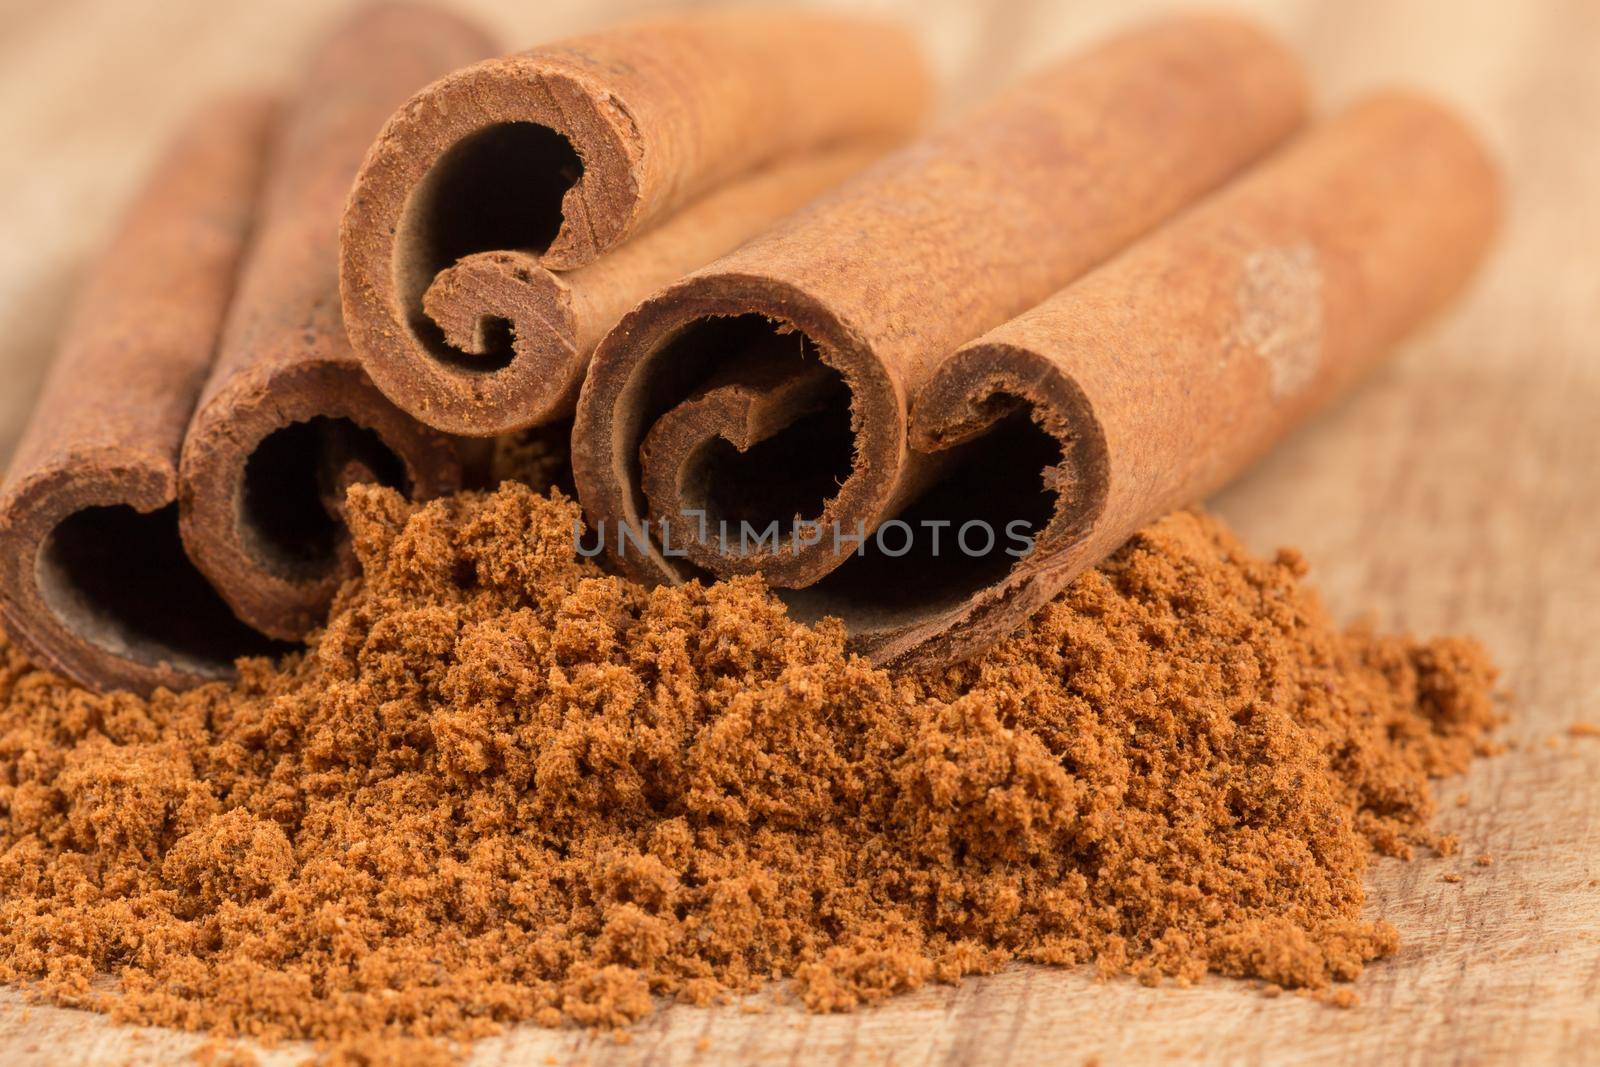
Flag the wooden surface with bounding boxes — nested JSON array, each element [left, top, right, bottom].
[[1, 0, 1597, 1063]]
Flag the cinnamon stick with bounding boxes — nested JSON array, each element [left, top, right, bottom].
[[339, 8, 929, 436], [178, 5, 493, 641], [869, 91, 1500, 665], [0, 97, 280, 695], [571, 14, 1309, 590]]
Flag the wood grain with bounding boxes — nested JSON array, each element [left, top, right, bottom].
[[1, 0, 1596, 1063]]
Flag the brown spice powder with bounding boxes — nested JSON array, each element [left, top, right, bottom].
[[0, 484, 1499, 1054]]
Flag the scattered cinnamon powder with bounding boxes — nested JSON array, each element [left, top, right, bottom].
[[0, 484, 1500, 1056], [1322, 987, 1360, 1009]]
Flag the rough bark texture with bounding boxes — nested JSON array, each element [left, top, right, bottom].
[[0, 97, 278, 695], [340, 8, 929, 436], [178, 4, 491, 641]]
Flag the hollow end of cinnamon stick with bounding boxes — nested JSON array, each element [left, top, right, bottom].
[[178, 362, 461, 641], [0, 96, 284, 695], [575, 275, 908, 590], [340, 10, 929, 437], [0, 458, 291, 694]]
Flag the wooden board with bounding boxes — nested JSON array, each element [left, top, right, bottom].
[[1, 0, 1596, 1062]]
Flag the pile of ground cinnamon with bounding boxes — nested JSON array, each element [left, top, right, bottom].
[[0, 483, 1499, 1056]]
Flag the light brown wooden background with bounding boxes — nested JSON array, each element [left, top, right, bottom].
[[1, 1, 1596, 1063]]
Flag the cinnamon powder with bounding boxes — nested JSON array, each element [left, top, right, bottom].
[[0, 483, 1499, 1053]]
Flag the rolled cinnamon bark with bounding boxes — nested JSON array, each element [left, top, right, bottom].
[[379, 146, 888, 436], [862, 91, 1500, 665], [179, 5, 493, 641], [0, 97, 280, 695], [572, 14, 1309, 589], [340, 8, 930, 435]]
